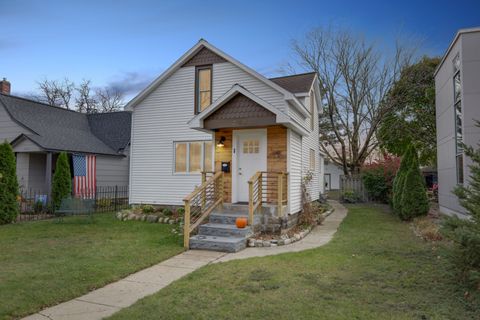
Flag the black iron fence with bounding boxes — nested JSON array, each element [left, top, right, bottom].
[[17, 186, 129, 222]]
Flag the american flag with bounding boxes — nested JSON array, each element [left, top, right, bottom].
[[73, 154, 96, 197]]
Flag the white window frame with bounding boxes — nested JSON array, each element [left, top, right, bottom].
[[173, 140, 214, 174]]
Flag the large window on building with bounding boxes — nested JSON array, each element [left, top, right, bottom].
[[174, 141, 213, 173], [195, 66, 212, 113], [453, 54, 464, 184]]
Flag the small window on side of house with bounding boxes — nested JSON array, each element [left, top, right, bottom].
[[309, 149, 315, 171]]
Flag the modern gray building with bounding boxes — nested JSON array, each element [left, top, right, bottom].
[[435, 27, 480, 217]]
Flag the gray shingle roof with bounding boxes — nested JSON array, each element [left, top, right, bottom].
[[0, 94, 131, 156], [269, 72, 316, 94]]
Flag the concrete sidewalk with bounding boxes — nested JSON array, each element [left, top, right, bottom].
[[24, 201, 347, 320]]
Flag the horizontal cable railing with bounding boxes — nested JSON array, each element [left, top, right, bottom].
[[248, 171, 288, 224], [183, 172, 224, 248]]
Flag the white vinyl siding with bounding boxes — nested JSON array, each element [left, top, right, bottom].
[[301, 89, 320, 202], [289, 129, 302, 214], [129, 66, 213, 205], [212, 63, 287, 114]]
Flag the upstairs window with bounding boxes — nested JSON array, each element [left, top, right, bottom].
[[195, 66, 212, 113]]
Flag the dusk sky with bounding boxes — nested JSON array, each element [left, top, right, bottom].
[[1, 0, 479, 101]]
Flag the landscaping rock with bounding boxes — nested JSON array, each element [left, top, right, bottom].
[[278, 239, 285, 245], [147, 215, 158, 223], [263, 241, 271, 247], [255, 240, 263, 247], [284, 239, 292, 245]]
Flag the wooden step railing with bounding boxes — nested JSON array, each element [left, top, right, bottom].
[[248, 171, 288, 225], [183, 171, 223, 249]]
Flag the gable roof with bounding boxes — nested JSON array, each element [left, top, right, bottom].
[[269, 72, 317, 94], [125, 39, 306, 115], [0, 93, 131, 156]]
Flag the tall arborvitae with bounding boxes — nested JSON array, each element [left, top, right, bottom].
[[51, 152, 72, 210], [399, 146, 429, 220], [0, 141, 19, 224], [392, 146, 413, 215]]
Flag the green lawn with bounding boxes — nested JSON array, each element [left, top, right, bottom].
[[109, 205, 480, 320], [0, 214, 183, 320]]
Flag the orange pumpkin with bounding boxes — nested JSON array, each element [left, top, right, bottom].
[[236, 217, 248, 228]]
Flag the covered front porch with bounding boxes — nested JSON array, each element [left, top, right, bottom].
[[183, 85, 298, 249]]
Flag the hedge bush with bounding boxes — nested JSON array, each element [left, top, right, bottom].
[[51, 152, 72, 210], [0, 141, 19, 224], [362, 155, 400, 203]]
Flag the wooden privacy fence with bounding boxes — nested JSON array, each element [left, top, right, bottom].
[[339, 175, 369, 202]]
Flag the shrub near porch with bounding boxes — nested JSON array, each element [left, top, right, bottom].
[[0, 213, 183, 320]]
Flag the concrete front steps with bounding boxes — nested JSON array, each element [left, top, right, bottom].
[[189, 204, 254, 253]]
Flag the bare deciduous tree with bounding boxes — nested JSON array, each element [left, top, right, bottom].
[[75, 79, 98, 114], [34, 78, 125, 114], [95, 87, 124, 113], [291, 26, 415, 175], [37, 78, 75, 109]]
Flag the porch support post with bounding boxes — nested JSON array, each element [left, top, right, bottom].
[[45, 152, 52, 199], [277, 173, 283, 217]]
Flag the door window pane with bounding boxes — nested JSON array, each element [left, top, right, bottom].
[[189, 142, 202, 173], [204, 141, 213, 172], [175, 143, 187, 172]]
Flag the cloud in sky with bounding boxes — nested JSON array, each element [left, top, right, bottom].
[[105, 71, 160, 98]]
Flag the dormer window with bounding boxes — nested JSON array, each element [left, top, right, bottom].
[[195, 65, 212, 113]]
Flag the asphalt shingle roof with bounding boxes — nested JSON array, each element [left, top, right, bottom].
[[269, 72, 316, 94], [0, 94, 131, 156]]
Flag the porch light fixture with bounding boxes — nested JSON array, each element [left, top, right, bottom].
[[217, 136, 226, 148]]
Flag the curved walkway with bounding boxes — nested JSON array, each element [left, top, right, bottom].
[[24, 201, 347, 320]]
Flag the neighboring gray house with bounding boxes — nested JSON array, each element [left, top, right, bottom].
[[0, 80, 131, 196], [435, 27, 480, 217]]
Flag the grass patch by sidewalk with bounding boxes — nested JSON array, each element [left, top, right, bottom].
[[109, 205, 480, 320], [0, 214, 183, 320]]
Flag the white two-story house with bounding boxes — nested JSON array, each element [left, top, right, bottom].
[[127, 40, 322, 251]]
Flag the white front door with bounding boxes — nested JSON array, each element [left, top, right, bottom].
[[233, 129, 267, 203]]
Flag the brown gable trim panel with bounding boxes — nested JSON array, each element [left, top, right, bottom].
[[182, 47, 227, 67], [204, 94, 276, 129]]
